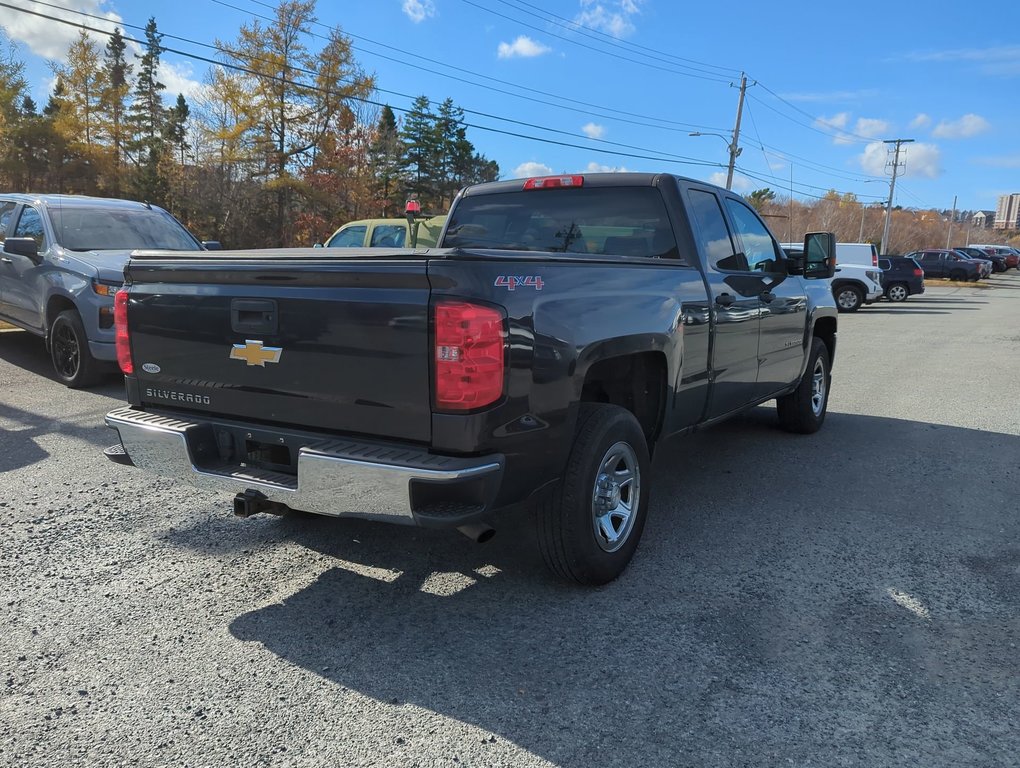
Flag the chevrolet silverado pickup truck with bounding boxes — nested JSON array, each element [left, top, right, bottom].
[[104, 173, 837, 584]]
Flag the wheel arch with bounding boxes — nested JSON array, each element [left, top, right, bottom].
[[577, 348, 668, 448], [43, 292, 78, 349]]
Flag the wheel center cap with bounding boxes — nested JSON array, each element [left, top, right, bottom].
[[596, 475, 621, 510]]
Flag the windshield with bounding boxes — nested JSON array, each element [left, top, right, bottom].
[[48, 206, 202, 251]]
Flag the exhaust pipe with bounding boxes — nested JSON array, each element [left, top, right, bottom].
[[233, 490, 288, 518], [457, 523, 495, 544]]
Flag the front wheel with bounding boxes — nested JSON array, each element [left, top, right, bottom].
[[534, 404, 650, 585], [834, 284, 863, 312], [885, 283, 909, 302], [50, 310, 102, 388], [776, 337, 831, 434]]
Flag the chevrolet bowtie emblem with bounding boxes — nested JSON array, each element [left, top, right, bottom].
[[230, 340, 283, 367]]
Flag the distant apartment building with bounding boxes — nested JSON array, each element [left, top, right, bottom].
[[972, 210, 995, 229], [994, 194, 1020, 229]]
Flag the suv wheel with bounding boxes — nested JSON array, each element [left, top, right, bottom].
[[885, 283, 908, 302], [834, 284, 863, 312], [950, 270, 967, 282], [534, 404, 650, 585], [50, 310, 102, 388]]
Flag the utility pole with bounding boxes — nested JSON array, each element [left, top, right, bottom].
[[726, 73, 748, 191], [880, 138, 913, 255], [945, 195, 958, 249]]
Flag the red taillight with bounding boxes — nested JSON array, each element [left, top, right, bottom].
[[913, 268, 923, 277], [523, 175, 584, 190], [114, 290, 133, 375], [872, 248, 879, 267], [434, 301, 505, 411]]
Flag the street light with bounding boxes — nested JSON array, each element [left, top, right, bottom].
[[690, 131, 742, 190]]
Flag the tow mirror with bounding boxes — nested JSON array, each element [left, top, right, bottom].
[[3, 237, 40, 262], [803, 232, 836, 279]]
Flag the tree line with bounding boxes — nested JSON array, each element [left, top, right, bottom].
[[0, 0, 498, 248]]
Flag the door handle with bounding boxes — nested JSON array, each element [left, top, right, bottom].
[[715, 293, 735, 308], [0, 257, 12, 264]]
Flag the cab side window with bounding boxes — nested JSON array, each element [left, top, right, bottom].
[[0, 201, 16, 244], [369, 225, 406, 247], [327, 225, 367, 248], [687, 189, 745, 271], [13, 206, 46, 249], [724, 198, 781, 272]]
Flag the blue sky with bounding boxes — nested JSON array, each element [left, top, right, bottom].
[[4, 0, 1020, 212]]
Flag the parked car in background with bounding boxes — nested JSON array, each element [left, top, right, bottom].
[[907, 249, 982, 282], [834, 242, 880, 268], [878, 256, 925, 302], [321, 215, 447, 249], [953, 251, 992, 278], [782, 243, 881, 312], [956, 246, 1006, 272], [0, 194, 214, 387], [969, 244, 1019, 269]]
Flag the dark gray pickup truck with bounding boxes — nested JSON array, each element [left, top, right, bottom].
[[105, 173, 837, 584]]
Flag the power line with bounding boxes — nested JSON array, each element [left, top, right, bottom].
[[1, 1, 728, 172], [753, 81, 883, 144], [221, 0, 733, 133]]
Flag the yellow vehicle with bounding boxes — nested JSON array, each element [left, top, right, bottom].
[[322, 215, 446, 249]]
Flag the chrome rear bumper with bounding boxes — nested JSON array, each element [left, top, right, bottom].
[[105, 407, 503, 525]]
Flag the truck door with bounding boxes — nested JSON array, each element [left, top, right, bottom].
[[684, 187, 761, 420], [721, 197, 807, 396], [0, 201, 16, 319], [1, 205, 47, 332]]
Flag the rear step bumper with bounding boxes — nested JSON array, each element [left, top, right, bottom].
[[104, 406, 504, 527]]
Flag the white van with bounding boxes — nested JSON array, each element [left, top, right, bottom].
[[834, 242, 879, 268]]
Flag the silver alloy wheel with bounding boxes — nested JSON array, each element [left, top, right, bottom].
[[837, 288, 860, 310], [591, 441, 640, 553], [887, 284, 908, 302], [810, 356, 827, 416]]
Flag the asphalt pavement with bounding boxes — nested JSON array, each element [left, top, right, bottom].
[[2, 274, 1019, 767]]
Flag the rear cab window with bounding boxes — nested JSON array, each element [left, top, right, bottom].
[[442, 185, 683, 262], [369, 225, 406, 247]]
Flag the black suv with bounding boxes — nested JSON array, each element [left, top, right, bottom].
[[878, 256, 925, 302]]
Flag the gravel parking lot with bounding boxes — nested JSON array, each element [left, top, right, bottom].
[[2, 275, 1019, 767]]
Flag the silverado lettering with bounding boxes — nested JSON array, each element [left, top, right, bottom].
[[105, 173, 838, 586]]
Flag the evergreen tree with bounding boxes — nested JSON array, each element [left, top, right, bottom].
[[399, 95, 441, 208], [101, 27, 132, 190], [367, 105, 402, 216], [127, 17, 168, 202], [164, 93, 190, 165], [20, 94, 37, 116]]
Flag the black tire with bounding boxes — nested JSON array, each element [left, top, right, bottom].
[[49, 309, 102, 388], [885, 283, 909, 302], [950, 270, 966, 282], [833, 284, 863, 312], [776, 337, 830, 434], [534, 404, 650, 585]]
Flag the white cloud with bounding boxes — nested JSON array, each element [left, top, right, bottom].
[[859, 141, 941, 179], [160, 61, 205, 101], [402, 0, 436, 23], [574, 0, 644, 38], [513, 161, 553, 178], [2, 0, 121, 59], [816, 112, 850, 130], [854, 118, 889, 139], [931, 113, 990, 139], [584, 161, 627, 173], [903, 45, 1020, 77], [910, 113, 931, 129], [581, 122, 605, 139], [497, 35, 551, 59]]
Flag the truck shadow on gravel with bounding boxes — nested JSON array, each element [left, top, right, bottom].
[[0, 328, 122, 388], [217, 408, 1020, 767]]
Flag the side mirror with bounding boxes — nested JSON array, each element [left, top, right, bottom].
[[312, 242, 324, 248], [3, 237, 40, 262], [803, 232, 836, 279], [201, 240, 222, 251]]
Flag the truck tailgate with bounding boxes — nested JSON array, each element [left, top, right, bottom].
[[124, 256, 432, 443]]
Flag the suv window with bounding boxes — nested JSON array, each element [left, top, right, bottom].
[[369, 225, 406, 247], [327, 225, 367, 247], [878, 259, 891, 270], [0, 201, 15, 243], [687, 189, 744, 271], [13, 206, 46, 249], [724, 198, 781, 272]]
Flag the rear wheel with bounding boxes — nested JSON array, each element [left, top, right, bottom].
[[834, 284, 863, 312], [534, 404, 650, 585], [885, 283, 908, 302], [50, 310, 102, 388], [776, 338, 830, 434]]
